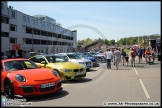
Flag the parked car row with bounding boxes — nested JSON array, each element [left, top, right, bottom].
[[1, 52, 102, 98]]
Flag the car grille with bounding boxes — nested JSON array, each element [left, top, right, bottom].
[[86, 62, 91, 65], [39, 86, 55, 92], [80, 68, 84, 71], [73, 69, 79, 72], [73, 68, 84, 72], [22, 86, 34, 93], [91, 60, 96, 62]]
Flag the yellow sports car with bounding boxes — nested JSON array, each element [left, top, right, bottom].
[[29, 55, 86, 81]]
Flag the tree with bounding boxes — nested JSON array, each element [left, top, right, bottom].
[[105, 39, 109, 45], [109, 39, 115, 45]]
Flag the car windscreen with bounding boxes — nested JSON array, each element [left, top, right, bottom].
[[4, 60, 39, 71], [46, 56, 68, 63], [67, 54, 82, 59]]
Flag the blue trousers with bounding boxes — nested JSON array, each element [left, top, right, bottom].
[[107, 59, 111, 69]]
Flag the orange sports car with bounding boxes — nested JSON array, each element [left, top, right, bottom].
[[1, 58, 62, 98]]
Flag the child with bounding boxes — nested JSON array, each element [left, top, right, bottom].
[[125, 53, 129, 67]]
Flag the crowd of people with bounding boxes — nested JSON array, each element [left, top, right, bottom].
[[1, 53, 19, 60], [104, 47, 156, 70]]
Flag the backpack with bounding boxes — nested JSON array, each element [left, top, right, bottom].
[[122, 52, 126, 56], [131, 51, 136, 57]]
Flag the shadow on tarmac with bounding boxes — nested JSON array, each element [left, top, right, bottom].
[[64, 78, 92, 84], [26, 89, 69, 102]]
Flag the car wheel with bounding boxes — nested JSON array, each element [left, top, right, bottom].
[[4, 79, 14, 98]]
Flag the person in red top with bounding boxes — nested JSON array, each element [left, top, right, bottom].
[[145, 48, 151, 64]]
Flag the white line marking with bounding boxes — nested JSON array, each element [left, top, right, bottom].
[[139, 78, 150, 98], [134, 68, 138, 75]]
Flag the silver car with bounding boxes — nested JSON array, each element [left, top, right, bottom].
[[55, 53, 93, 71]]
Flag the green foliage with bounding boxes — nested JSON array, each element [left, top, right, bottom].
[[77, 34, 161, 46], [109, 40, 115, 45]]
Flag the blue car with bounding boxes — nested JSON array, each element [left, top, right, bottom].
[[79, 54, 100, 67]]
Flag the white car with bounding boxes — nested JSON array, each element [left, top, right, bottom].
[[55, 53, 93, 71]]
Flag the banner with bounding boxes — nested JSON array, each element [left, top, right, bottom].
[[12, 44, 21, 50]]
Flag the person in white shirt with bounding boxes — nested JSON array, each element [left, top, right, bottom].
[[4, 54, 8, 59], [16, 53, 19, 58], [105, 49, 113, 69]]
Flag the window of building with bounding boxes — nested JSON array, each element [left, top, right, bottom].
[[33, 19, 35, 24], [10, 24, 17, 31], [1, 3, 4, 10], [25, 38, 32, 44], [44, 22, 45, 27], [47, 24, 49, 29], [1, 32, 9, 37], [49, 24, 51, 29], [12, 11, 16, 18], [23, 16, 26, 22], [1, 16, 9, 24], [27, 17, 30, 23], [22, 26, 26, 33], [53, 41, 57, 45], [41, 40, 47, 45], [10, 37, 17, 43], [41, 22, 43, 26], [33, 39, 40, 44], [53, 26, 55, 30], [36, 20, 38, 25]]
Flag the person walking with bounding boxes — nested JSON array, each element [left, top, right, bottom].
[[138, 47, 143, 63], [121, 49, 126, 66], [11, 54, 15, 59], [105, 49, 113, 69], [4, 54, 8, 59], [129, 48, 136, 67], [125, 53, 129, 67], [145, 48, 151, 64], [16, 53, 19, 58], [114, 48, 121, 70], [152, 48, 156, 63]]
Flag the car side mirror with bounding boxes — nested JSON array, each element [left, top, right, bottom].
[[41, 61, 46, 64]]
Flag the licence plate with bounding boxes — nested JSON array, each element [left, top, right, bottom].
[[40, 82, 55, 88], [76, 72, 83, 75]]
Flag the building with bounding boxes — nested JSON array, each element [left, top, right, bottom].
[[1, 1, 77, 57]]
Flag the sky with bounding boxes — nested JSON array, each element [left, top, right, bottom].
[[8, 1, 161, 42]]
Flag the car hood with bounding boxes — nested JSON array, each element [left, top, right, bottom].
[[94, 55, 104, 57], [69, 58, 91, 62], [48, 62, 84, 69], [83, 57, 95, 60], [10, 68, 55, 80]]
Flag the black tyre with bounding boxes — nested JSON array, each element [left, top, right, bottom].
[[4, 79, 14, 98]]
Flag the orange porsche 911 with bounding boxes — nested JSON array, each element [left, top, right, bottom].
[[1, 58, 62, 98]]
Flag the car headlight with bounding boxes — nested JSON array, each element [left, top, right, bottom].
[[15, 74, 26, 82], [79, 62, 85, 64], [52, 70, 59, 77], [60, 68, 72, 72]]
